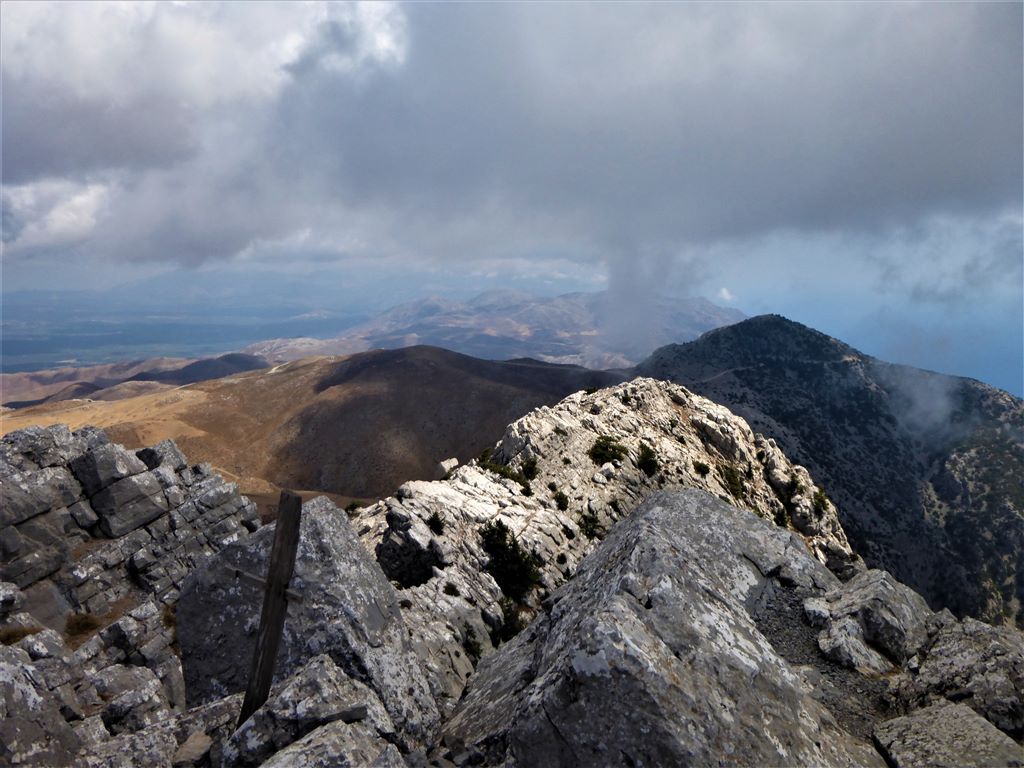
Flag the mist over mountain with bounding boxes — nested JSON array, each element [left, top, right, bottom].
[[246, 290, 744, 368], [637, 315, 1024, 627]]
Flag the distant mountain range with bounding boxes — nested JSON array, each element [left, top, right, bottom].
[[637, 315, 1024, 627], [245, 290, 745, 368]]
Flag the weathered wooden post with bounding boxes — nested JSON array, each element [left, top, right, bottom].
[[236, 490, 303, 727]]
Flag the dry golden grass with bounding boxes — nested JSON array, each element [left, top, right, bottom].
[[1, 349, 619, 503]]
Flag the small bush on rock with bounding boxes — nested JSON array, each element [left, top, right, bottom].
[[427, 511, 445, 535], [521, 457, 539, 480], [493, 597, 527, 644], [718, 464, 744, 498], [812, 488, 830, 518], [589, 435, 627, 465], [578, 511, 604, 540], [462, 623, 482, 662], [693, 460, 711, 477], [638, 443, 660, 477], [554, 491, 569, 511], [479, 448, 533, 494], [480, 520, 541, 601]]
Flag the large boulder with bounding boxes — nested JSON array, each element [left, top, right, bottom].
[[68, 442, 148, 498], [442, 489, 881, 767], [222, 655, 396, 767], [890, 615, 1024, 739], [0, 645, 80, 766], [259, 721, 405, 768], [804, 569, 934, 674], [177, 496, 439, 749], [873, 701, 1022, 768]]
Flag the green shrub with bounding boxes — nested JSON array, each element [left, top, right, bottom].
[[427, 511, 445, 535], [588, 435, 627, 466], [494, 597, 527, 644], [462, 622, 482, 662], [554, 491, 569, 511], [718, 464, 744, 498], [344, 501, 360, 514], [478, 449, 533, 494], [812, 488, 830, 518], [562, 457, 571, 466], [637, 443, 660, 477], [785, 477, 804, 503], [547, 481, 558, 492], [578, 511, 604, 540], [479, 520, 541, 601], [693, 460, 710, 478], [584, 387, 599, 395], [521, 457, 539, 480], [443, 582, 460, 597], [556, 552, 567, 565]]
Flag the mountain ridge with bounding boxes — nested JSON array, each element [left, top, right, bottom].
[[637, 314, 1024, 626]]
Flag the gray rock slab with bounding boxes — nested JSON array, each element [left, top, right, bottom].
[[0, 466, 82, 527], [223, 654, 395, 767], [891, 616, 1024, 739], [259, 721, 406, 768], [136, 439, 188, 472], [443, 489, 880, 767], [807, 569, 934, 674], [178, 496, 438, 749], [873, 701, 1023, 768], [0, 645, 80, 766], [69, 442, 147, 498]]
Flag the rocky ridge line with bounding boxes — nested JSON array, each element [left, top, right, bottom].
[[351, 377, 862, 712]]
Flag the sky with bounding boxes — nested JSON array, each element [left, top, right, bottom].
[[1, 2, 1022, 393]]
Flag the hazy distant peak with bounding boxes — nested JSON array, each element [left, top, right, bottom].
[[465, 289, 536, 309], [247, 289, 744, 368]]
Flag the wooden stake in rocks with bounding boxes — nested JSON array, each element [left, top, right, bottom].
[[235, 490, 303, 728]]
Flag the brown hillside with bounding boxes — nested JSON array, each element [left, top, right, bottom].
[[0, 347, 623, 502]]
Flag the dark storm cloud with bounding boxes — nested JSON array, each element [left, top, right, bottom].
[[2, 2, 1021, 283], [0, 74, 197, 184], [267, 2, 1022, 249]]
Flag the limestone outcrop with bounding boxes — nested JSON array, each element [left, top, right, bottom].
[[0, 425, 259, 628], [440, 490, 1024, 767], [177, 496, 439, 749], [441, 490, 882, 767], [353, 378, 862, 711], [0, 425, 258, 766], [2, 388, 1022, 767]]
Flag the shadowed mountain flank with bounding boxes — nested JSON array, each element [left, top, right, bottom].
[[127, 353, 268, 385], [637, 315, 1024, 627], [273, 346, 623, 498]]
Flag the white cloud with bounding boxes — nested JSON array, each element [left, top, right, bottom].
[[2, 180, 108, 250], [716, 287, 736, 303]]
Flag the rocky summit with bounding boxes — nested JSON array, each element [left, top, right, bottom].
[[638, 315, 1024, 628], [1, 378, 1022, 766]]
